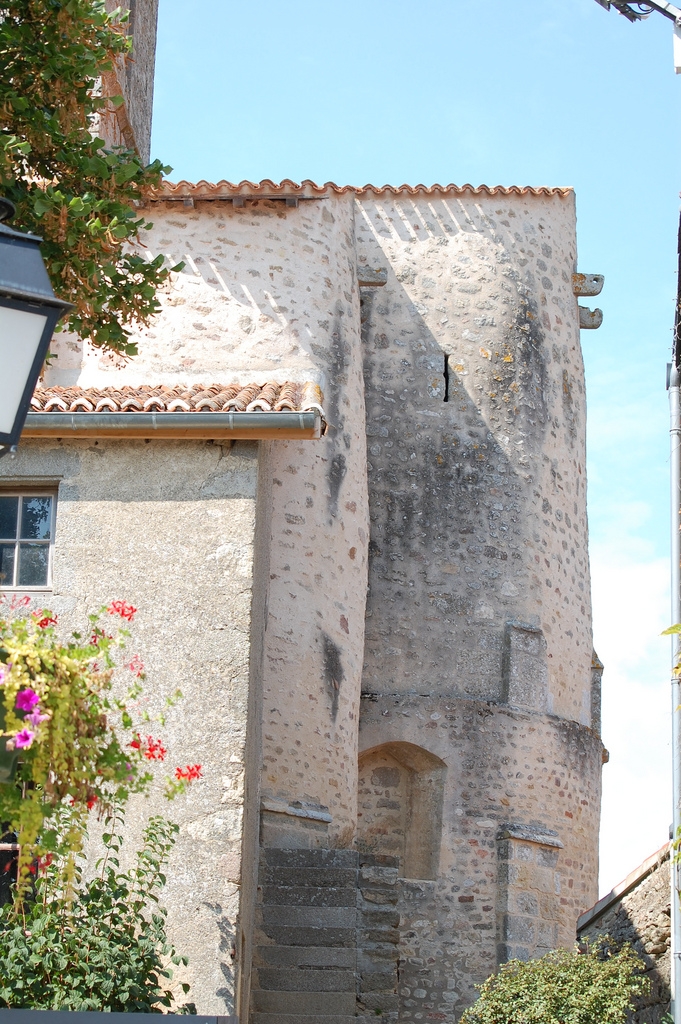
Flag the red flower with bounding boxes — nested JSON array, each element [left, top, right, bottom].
[[175, 764, 202, 782], [131, 735, 166, 761], [90, 631, 113, 647], [86, 795, 97, 810], [107, 601, 137, 622], [145, 737, 166, 761], [32, 613, 57, 629]]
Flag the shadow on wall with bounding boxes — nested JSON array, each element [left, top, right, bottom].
[[356, 195, 585, 708], [357, 742, 446, 880]]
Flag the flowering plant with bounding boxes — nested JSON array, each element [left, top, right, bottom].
[[0, 601, 200, 892]]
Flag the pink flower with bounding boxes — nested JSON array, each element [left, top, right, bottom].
[[0, 666, 7, 686], [14, 729, 34, 749], [15, 688, 40, 712], [25, 708, 48, 728], [127, 654, 144, 677]]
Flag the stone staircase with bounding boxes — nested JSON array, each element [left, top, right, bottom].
[[356, 853, 400, 1021], [251, 847, 359, 1024]]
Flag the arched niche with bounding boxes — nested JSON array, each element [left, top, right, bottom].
[[357, 741, 446, 881]]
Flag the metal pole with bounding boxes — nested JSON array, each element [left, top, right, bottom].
[[670, 359, 681, 1024]]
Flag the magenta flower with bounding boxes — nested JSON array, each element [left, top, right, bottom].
[[14, 729, 34, 749], [15, 688, 39, 712]]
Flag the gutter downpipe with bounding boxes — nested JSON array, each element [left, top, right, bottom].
[[669, 359, 681, 1024]]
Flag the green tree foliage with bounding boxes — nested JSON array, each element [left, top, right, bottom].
[[0, 0, 177, 356], [0, 813, 195, 1012], [460, 942, 649, 1024]]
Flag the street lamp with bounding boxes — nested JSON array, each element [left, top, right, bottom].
[[0, 198, 72, 453], [594, 0, 681, 71]]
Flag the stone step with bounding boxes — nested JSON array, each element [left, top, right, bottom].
[[255, 925, 355, 947], [358, 853, 399, 868], [261, 848, 358, 869], [252, 1015, 357, 1024], [259, 905, 356, 930], [359, 970, 398, 993], [259, 866, 358, 888], [260, 884, 356, 907], [254, 967, 356, 992], [254, 945, 355, 969], [251, 990, 357, 1015]]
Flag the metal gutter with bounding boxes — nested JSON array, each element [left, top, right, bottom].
[[21, 410, 322, 440]]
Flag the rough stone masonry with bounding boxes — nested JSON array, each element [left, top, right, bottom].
[[8, 177, 607, 1024]]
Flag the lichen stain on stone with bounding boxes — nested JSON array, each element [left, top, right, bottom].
[[322, 631, 344, 720]]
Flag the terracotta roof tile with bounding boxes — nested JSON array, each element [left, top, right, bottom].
[[31, 382, 325, 417], [152, 179, 572, 202]]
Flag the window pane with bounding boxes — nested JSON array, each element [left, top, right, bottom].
[[0, 499, 18, 541], [20, 497, 52, 540], [17, 544, 48, 587], [0, 546, 14, 587]]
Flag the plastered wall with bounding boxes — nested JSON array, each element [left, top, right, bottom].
[[0, 437, 257, 1014]]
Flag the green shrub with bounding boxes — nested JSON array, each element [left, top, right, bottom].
[[460, 941, 649, 1024]]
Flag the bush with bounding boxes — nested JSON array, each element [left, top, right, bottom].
[[460, 941, 649, 1024]]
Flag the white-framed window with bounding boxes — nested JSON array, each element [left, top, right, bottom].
[[0, 493, 56, 590]]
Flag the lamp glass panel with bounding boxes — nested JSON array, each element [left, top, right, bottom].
[[0, 306, 48, 435]]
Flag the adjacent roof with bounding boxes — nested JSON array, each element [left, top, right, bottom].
[[576, 842, 670, 933], [153, 178, 573, 202], [30, 382, 324, 416]]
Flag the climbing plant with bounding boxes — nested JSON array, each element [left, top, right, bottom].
[[0, 0, 179, 356]]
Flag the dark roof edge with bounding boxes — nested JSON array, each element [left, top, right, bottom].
[[577, 842, 670, 933]]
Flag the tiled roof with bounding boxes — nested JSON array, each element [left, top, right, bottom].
[[153, 179, 573, 201], [30, 382, 325, 416]]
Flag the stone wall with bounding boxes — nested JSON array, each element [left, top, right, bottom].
[[0, 437, 258, 1015], [33, 183, 604, 1021], [578, 845, 671, 1024], [360, 695, 603, 1018], [354, 190, 592, 723], [355, 188, 603, 1020]]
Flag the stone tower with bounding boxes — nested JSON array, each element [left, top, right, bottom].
[[352, 191, 606, 1017]]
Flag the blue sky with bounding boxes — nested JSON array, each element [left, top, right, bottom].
[[151, 0, 681, 897]]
